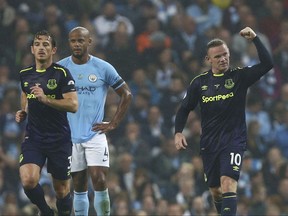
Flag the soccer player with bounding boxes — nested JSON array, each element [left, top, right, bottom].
[[15, 30, 78, 215], [174, 27, 273, 216], [58, 26, 132, 216]]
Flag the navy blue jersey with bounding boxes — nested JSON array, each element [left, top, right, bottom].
[[19, 63, 76, 145], [176, 37, 273, 153]]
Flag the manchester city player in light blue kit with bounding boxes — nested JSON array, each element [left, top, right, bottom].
[[58, 26, 132, 216]]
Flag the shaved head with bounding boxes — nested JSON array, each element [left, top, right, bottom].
[[69, 26, 90, 37]]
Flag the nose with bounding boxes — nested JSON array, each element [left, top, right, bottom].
[[220, 56, 226, 61]]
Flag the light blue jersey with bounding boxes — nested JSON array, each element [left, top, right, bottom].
[[58, 55, 125, 143]]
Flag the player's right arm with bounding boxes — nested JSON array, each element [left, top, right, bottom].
[[30, 84, 78, 113], [15, 91, 28, 123], [174, 106, 190, 150], [174, 76, 201, 150]]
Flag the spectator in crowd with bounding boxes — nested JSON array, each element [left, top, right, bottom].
[[159, 72, 187, 129], [169, 14, 207, 66], [248, 184, 268, 216], [274, 109, 288, 158], [116, 121, 152, 169], [105, 21, 139, 81], [258, 0, 286, 50], [1, 0, 288, 214], [150, 137, 182, 200], [185, 0, 223, 35], [141, 105, 171, 151], [93, 1, 134, 47], [221, 0, 245, 34], [268, 178, 288, 215], [128, 68, 160, 106], [262, 146, 286, 195], [0, 0, 16, 48]]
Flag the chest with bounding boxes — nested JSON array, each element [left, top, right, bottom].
[[201, 76, 236, 97], [198, 74, 240, 110], [22, 71, 62, 95]]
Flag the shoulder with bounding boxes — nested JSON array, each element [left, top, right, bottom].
[[190, 71, 210, 85], [90, 56, 116, 71], [57, 56, 71, 67], [228, 66, 249, 76], [20, 65, 34, 74], [52, 63, 71, 77]]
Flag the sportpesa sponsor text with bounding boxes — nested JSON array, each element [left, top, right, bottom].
[[202, 92, 234, 103]]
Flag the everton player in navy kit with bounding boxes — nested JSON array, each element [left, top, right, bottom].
[[174, 27, 273, 216], [15, 30, 78, 215]]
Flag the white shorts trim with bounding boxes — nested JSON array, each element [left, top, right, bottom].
[[71, 133, 109, 172]]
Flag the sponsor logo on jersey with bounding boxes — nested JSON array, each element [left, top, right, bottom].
[[27, 93, 56, 99], [76, 86, 97, 95], [47, 79, 57, 90], [202, 92, 234, 103], [27, 93, 36, 99], [24, 82, 29, 87]]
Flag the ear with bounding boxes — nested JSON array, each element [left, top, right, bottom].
[[52, 47, 57, 55], [205, 55, 210, 64], [31, 46, 35, 55], [88, 37, 92, 46]]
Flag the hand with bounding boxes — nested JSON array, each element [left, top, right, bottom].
[[239, 27, 257, 41], [174, 132, 188, 150], [92, 121, 115, 134], [15, 110, 27, 123], [30, 84, 47, 103]]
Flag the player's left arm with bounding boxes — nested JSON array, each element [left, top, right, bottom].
[[30, 85, 78, 113], [240, 27, 273, 77], [92, 83, 132, 133]]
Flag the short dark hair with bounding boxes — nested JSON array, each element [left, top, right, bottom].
[[206, 38, 226, 52], [32, 30, 56, 47]]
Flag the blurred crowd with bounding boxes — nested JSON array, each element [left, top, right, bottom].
[[0, 0, 288, 215]]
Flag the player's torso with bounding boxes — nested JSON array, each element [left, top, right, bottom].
[[198, 69, 244, 117], [195, 69, 248, 152], [21, 66, 64, 100], [73, 65, 108, 100], [20, 64, 72, 143]]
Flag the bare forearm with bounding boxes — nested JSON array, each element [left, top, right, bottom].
[[110, 90, 132, 128], [44, 97, 77, 113], [21, 92, 28, 112]]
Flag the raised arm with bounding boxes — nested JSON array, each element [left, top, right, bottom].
[[240, 27, 273, 74]]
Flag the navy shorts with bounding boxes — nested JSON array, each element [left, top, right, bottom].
[[201, 146, 245, 188], [19, 139, 72, 180]]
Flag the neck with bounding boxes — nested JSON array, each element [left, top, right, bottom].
[[72, 54, 90, 65], [36, 59, 53, 70]]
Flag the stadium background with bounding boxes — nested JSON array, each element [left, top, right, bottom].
[[0, 0, 288, 215]]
